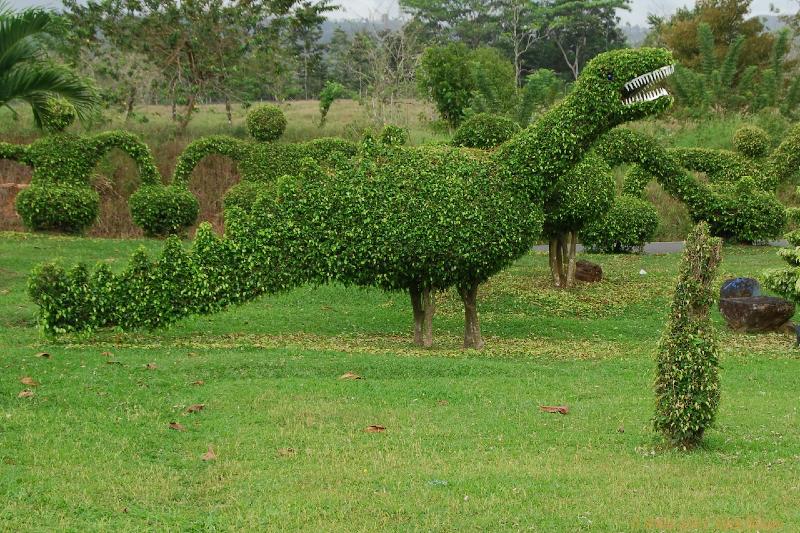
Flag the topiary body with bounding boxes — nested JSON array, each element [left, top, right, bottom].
[[581, 194, 659, 253], [245, 104, 287, 142], [29, 48, 677, 347]]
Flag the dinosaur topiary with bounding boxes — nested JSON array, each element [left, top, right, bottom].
[[171, 104, 358, 210], [596, 128, 787, 244], [451, 113, 521, 149], [29, 48, 677, 347], [582, 194, 659, 254], [0, 98, 192, 235], [543, 153, 615, 286]]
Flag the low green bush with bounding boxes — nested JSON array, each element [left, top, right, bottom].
[[582, 194, 659, 253], [15, 184, 99, 234], [452, 113, 521, 149], [654, 222, 721, 449], [245, 104, 287, 142], [733, 125, 770, 158], [379, 125, 409, 146], [129, 185, 200, 236]]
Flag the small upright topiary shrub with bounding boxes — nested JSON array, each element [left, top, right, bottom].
[[654, 222, 722, 449], [379, 124, 409, 146], [733, 125, 770, 159], [451, 113, 521, 149], [581, 194, 659, 253], [245, 104, 287, 142]]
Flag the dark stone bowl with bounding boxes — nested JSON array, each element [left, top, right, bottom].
[[719, 296, 795, 333]]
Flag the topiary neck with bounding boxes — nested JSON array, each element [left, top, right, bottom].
[[496, 91, 610, 206]]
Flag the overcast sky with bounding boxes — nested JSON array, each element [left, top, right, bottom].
[[7, 0, 797, 27]]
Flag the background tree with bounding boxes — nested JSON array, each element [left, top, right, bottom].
[[290, 0, 339, 99], [542, 0, 630, 80]]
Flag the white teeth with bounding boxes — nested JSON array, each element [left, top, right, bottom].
[[622, 65, 674, 106]]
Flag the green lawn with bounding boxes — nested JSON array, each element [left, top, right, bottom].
[[1, 232, 798, 531]]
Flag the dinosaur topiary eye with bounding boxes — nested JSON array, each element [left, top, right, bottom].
[[606, 72, 614, 81]]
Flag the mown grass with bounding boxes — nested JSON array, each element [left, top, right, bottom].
[[1, 232, 799, 531]]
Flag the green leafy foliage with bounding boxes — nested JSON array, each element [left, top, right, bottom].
[[581, 194, 659, 253], [129, 185, 200, 237], [40, 98, 77, 133], [319, 81, 346, 126], [451, 113, 521, 149], [517, 69, 566, 125], [543, 153, 614, 237], [245, 104, 287, 142], [15, 184, 99, 233], [654, 222, 722, 449], [29, 48, 677, 346], [378, 124, 409, 146], [597, 128, 787, 244], [763, 226, 800, 305], [417, 43, 475, 127], [733, 125, 770, 159], [2, 125, 172, 234]]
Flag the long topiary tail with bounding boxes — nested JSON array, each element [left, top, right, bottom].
[[27, 214, 295, 335]]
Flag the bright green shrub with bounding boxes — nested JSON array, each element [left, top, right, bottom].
[[379, 125, 409, 146], [15, 184, 99, 233], [768, 122, 800, 184], [671, 147, 775, 190], [709, 177, 786, 243], [544, 153, 615, 286], [733, 125, 770, 158], [129, 185, 200, 236], [467, 47, 518, 116], [452, 113, 521, 149], [654, 222, 722, 449], [582, 194, 659, 253], [245, 104, 287, 142]]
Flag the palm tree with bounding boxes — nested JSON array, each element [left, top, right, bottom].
[[0, 2, 97, 127]]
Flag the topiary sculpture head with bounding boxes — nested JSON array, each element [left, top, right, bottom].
[[246, 104, 287, 142], [733, 125, 770, 158], [40, 98, 77, 133], [452, 113, 521, 149], [578, 48, 674, 124]]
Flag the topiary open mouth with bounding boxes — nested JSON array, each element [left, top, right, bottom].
[[621, 65, 674, 106]]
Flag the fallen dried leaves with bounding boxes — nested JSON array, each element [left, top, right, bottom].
[[34, 352, 50, 359], [201, 446, 216, 461], [169, 422, 186, 432], [145, 363, 157, 370], [277, 447, 296, 457], [365, 425, 386, 433], [185, 404, 205, 414], [539, 405, 569, 415], [19, 377, 39, 387], [191, 380, 205, 386], [338, 371, 362, 380], [17, 389, 34, 398]]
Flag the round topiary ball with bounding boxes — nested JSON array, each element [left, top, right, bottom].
[[16, 184, 99, 233], [40, 98, 77, 133], [452, 113, 521, 149], [246, 104, 287, 142], [581, 194, 659, 253], [129, 185, 199, 236], [379, 124, 409, 146], [733, 125, 770, 158]]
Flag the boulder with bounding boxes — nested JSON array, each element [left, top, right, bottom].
[[720, 277, 760, 299], [719, 296, 795, 333], [575, 260, 602, 283]]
